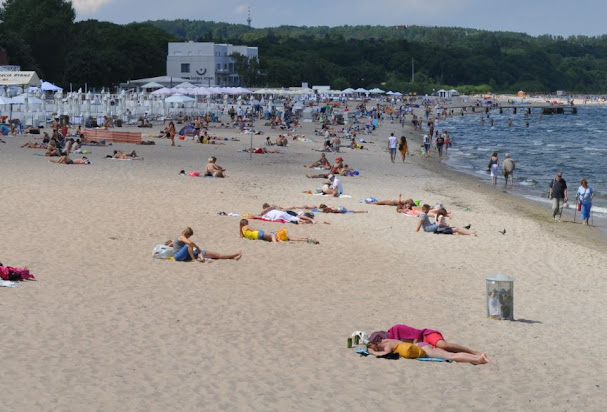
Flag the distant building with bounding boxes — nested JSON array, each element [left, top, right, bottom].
[[166, 42, 258, 87]]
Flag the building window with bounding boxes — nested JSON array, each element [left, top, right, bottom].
[[224, 64, 227, 70], [181, 63, 190, 73], [217, 64, 221, 71]]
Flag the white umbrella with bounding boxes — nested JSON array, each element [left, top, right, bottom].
[[341, 88, 355, 94], [13, 94, 43, 105], [151, 87, 174, 96], [0, 96, 15, 104], [165, 94, 196, 103], [140, 81, 164, 89], [386, 91, 395, 95], [354, 88, 368, 93], [369, 88, 385, 94], [174, 82, 197, 89]]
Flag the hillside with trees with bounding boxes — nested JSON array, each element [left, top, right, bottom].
[[2, 0, 607, 94]]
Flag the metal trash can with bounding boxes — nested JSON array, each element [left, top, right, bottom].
[[486, 273, 514, 320]]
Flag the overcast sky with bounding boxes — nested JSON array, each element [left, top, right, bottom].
[[72, 0, 606, 37]]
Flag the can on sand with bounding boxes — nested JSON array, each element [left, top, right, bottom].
[[347, 337, 352, 348]]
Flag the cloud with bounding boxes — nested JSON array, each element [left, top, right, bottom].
[[235, 4, 247, 15], [73, 0, 115, 14]]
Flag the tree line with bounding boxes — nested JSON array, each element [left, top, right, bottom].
[[3, 0, 607, 94]]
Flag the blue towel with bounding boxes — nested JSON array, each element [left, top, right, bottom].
[[416, 357, 453, 363]]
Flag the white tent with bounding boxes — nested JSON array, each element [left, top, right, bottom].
[[151, 87, 174, 96], [368, 88, 385, 94], [354, 88, 368, 93], [341, 88, 355, 94], [0, 71, 40, 86], [13, 94, 43, 104], [0, 96, 15, 104], [41, 81, 62, 91]]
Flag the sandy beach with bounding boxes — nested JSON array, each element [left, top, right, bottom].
[[2, 108, 606, 410]]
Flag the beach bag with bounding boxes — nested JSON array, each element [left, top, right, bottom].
[[577, 202, 582, 211], [152, 244, 174, 259]]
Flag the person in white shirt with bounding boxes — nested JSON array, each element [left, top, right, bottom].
[[322, 174, 343, 197], [388, 132, 398, 163]]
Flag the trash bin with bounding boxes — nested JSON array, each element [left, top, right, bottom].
[[486, 273, 514, 320]]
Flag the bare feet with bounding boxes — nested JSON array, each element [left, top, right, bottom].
[[233, 251, 242, 261]]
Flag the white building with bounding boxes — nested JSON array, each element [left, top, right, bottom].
[[166, 42, 258, 87]]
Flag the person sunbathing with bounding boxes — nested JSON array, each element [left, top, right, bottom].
[[239, 219, 318, 243], [435, 208, 475, 235], [397, 199, 449, 217], [367, 194, 408, 206], [245, 147, 280, 154], [168, 227, 241, 262], [369, 323, 484, 357], [307, 157, 344, 178], [50, 156, 90, 165], [45, 144, 61, 157], [318, 204, 367, 214], [261, 203, 316, 224], [21, 141, 47, 149], [366, 339, 489, 364], [204, 156, 225, 177], [305, 153, 331, 168], [107, 150, 143, 160]]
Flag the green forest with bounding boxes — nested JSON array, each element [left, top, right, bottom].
[[3, 0, 607, 93]]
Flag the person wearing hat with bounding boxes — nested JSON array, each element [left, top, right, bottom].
[[204, 156, 226, 178], [322, 174, 343, 197], [549, 172, 568, 221], [502, 153, 516, 187]]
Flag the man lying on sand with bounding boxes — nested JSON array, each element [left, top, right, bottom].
[[261, 203, 316, 224], [107, 150, 143, 160], [318, 204, 367, 214]]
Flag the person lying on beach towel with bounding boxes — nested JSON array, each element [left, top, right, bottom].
[[366, 339, 489, 364], [397, 199, 449, 217], [0, 262, 35, 281], [261, 203, 316, 224], [21, 141, 47, 149], [369, 324, 484, 358], [50, 156, 90, 165], [261, 204, 316, 224], [318, 204, 367, 214], [239, 219, 319, 244], [167, 227, 241, 263], [107, 150, 143, 160], [244, 147, 280, 154]]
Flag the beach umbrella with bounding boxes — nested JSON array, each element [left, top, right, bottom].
[[341, 88, 355, 94], [174, 81, 197, 89], [140, 81, 164, 89], [165, 94, 196, 104], [354, 88, 368, 93], [369, 88, 385, 94], [151, 87, 174, 96], [0, 96, 15, 104]]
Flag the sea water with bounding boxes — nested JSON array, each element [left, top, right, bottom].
[[438, 105, 607, 217]]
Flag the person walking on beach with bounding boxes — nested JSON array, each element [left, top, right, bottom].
[[488, 152, 499, 186], [388, 132, 398, 163], [398, 136, 408, 163], [576, 179, 594, 225], [436, 132, 445, 159], [549, 172, 568, 222], [502, 153, 516, 187]]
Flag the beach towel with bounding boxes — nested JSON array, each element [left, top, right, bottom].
[[355, 348, 451, 362], [248, 216, 289, 223], [0, 279, 17, 288], [312, 193, 352, 198]]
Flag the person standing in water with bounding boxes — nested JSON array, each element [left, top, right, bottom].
[[488, 152, 499, 186]]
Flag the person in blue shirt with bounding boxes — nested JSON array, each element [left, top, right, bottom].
[[576, 179, 595, 225]]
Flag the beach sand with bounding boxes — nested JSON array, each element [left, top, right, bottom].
[[1, 109, 606, 410]]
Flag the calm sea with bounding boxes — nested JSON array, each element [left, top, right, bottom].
[[437, 105, 607, 216]]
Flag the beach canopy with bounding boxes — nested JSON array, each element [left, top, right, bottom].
[[174, 82, 197, 89], [140, 81, 164, 89], [354, 88, 368, 93], [41, 81, 62, 91], [368, 88, 385, 94], [341, 88, 355, 94], [12, 94, 43, 104], [165, 94, 196, 103], [151, 87, 174, 96], [0, 71, 41, 86], [0, 96, 16, 104]]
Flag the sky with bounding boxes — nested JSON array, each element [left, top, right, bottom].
[[71, 0, 606, 37]]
